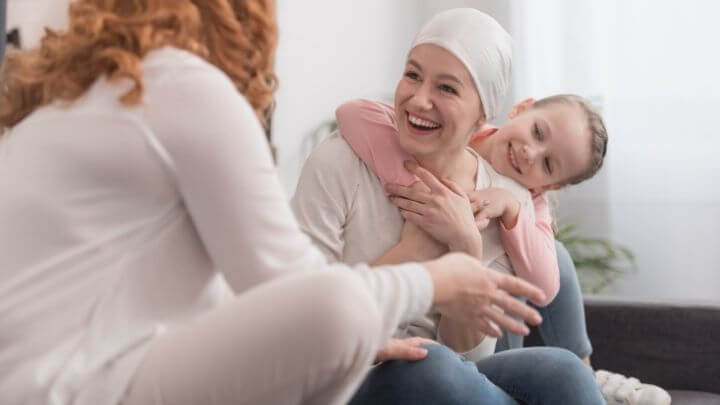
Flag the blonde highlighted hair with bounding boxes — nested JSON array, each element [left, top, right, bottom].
[[0, 0, 277, 133]]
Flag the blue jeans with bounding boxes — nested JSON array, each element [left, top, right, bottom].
[[350, 240, 599, 404], [496, 240, 593, 358], [350, 343, 603, 404]]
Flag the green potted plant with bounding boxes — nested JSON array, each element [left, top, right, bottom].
[[555, 223, 637, 293]]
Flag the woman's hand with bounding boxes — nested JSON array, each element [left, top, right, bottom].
[[386, 161, 482, 258], [374, 337, 438, 363], [423, 252, 545, 338], [468, 188, 521, 230]]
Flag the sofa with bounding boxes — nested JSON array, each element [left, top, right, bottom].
[[526, 295, 720, 404]]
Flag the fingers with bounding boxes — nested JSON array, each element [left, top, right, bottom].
[[472, 199, 491, 230], [399, 208, 423, 224], [404, 160, 446, 193], [494, 273, 547, 307], [481, 305, 531, 336], [440, 177, 466, 198], [376, 338, 431, 362], [390, 196, 424, 215], [385, 183, 430, 204], [405, 336, 439, 347], [470, 198, 490, 214], [471, 317, 503, 338], [475, 217, 490, 230], [393, 344, 428, 361], [490, 290, 542, 326], [409, 180, 431, 193]]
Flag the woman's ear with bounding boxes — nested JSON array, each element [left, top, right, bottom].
[[508, 98, 536, 119], [473, 110, 487, 131]]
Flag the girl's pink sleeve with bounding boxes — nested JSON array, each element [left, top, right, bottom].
[[335, 99, 417, 188], [499, 193, 560, 305]]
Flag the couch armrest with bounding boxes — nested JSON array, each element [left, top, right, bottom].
[[526, 295, 720, 394]]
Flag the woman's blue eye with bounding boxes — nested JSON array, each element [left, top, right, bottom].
[[405, 71, 420, 81], [439, 84, 457, 94]]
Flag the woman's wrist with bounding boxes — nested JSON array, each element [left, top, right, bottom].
[[448, 230, 483, 258], [423, 255, 462, 306]]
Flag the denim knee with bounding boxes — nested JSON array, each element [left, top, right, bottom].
[[350, 343, 517, 405], [371, 344, 477, 402], [531, 347, 601, 403]]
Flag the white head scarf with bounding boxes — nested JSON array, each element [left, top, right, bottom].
[[410, 8, 512, 122]]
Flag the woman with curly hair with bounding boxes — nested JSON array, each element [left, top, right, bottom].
[[0, 1, 548, 404]]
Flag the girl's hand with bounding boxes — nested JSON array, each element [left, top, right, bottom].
[[386, 161, 482, 257], [423, 252, 545, 338], [468, 188, 521, 230]]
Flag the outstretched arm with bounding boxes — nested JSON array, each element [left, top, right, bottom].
[[498, 193, 559, 305]]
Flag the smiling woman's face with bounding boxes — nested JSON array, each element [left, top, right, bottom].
[[394, 44, 484, 159]]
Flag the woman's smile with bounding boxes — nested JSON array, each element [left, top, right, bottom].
[[405, 111, 442, 136]]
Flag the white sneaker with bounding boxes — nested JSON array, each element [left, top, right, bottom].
[[595, 370, 672, 405]]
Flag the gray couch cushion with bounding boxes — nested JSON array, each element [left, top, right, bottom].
[[526, 296, 720, 404], [669, 390, 720, 405]]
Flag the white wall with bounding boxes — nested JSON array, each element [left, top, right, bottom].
[[6, 0, 69, 49], [273, 0, 422, 194], [513, 0, 720, 302]]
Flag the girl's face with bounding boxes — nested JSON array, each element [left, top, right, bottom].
[[480, 102, 593, 192], [394, 44, 484, 159]]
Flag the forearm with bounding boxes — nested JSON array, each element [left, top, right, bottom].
[[448, 231, 483, 259], [373, 243, 415, 266], [374, 238, 446, 265], [500, 195, 559, 305], [437, 315, 487, 353], [500, 198, 521, 230]]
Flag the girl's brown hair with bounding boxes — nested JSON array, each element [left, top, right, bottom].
[[0, 0, 277, 133]]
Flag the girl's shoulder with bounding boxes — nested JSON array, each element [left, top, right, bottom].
[[335, 98, 397, 130]]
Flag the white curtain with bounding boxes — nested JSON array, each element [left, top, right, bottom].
[[510, 0, 720, 300]]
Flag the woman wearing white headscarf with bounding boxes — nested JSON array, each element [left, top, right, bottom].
[[293, 8, 604, 404]]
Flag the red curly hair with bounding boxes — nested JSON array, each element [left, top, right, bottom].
[[0, 0, 277, 132]]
